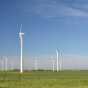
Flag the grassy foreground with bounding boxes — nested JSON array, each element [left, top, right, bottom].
[[0, 70, 88, 88]]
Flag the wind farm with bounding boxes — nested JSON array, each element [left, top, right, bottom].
[[1, 0, 88, 88], [1, 28, 88, 88], [0, 23, 88, 88], [0, 36, 88, 88], [0, 24, 88, 88]]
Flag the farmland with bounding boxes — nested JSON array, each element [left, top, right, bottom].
[[0, 70, 88, 88]]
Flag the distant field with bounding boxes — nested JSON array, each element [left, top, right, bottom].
[[0, 70, 88, 88]]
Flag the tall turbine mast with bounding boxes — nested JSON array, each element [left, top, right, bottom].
[[56, 49, 59, 72], [19, 24, 24, 73]]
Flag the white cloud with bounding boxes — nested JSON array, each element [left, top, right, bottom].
[[62, 6, 88, 17], [35, 3, 88, 18], [18, 0, 88, 18]]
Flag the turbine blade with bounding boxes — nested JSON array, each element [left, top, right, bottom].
[[20, 24, 22, 33]]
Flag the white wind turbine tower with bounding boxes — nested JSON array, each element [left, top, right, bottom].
[[56, 49, 62, 72], [56, 49, 59, 72], [19, 24, 24, 73]]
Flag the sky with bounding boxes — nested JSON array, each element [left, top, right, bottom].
[[1, 0, 88, 69]]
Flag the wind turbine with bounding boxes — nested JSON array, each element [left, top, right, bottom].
[[19, 24, 24, 73], [56, 49, 59, 72]]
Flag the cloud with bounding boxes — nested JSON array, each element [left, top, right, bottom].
[[34, 2, 88, 18], [62, 6, 88, 17], [18, 0, 88, 18]]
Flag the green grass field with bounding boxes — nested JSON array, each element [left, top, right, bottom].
[[0, 70, 88, 88]]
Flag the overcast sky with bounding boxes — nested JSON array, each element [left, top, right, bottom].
[[1, 0, 88, 69]]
